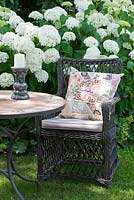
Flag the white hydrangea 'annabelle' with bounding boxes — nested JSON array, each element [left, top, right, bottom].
[[107, 22, 119, 37], [83, 47, 101, 59], [2, 32, 20, 50], [43, 48, 60, 64], [129, 50, 134, 60], [0, 8, 16, 20], [26, 52, 42, 73], [129, 31, 134, 41], [87, 12, 109, 29], [74, 0, 93, 12], [97, 28, 107, 39], [44, 6, 67, 23], [103, 40, 119, 55], [109, 55, 119, 59], [84, 36, 98, 47], [8, 15, 24, 29], [38, 25, 61, 47], [15, 22, 34, 36], [0, 52, 9, 63], [0, 73, 14, 88], [62, 32, 76, 41], [14, 36, 35, 54], [75, 12, 84, 22], [65, 17, 80, 30], [29, 11, 43, 20], [35, 70, 48, 83]]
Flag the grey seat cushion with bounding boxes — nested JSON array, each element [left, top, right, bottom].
[[42, 116, 103, 132]]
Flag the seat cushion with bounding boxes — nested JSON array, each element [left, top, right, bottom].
[[42, 116, 103, 132]]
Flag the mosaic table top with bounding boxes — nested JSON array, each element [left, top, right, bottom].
[[0, 90, 65, 118]]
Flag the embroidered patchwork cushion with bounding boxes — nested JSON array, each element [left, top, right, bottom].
[[60, 68, 123, 121]]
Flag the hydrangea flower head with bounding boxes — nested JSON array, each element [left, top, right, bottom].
[[0, 52, 9, 63], [103, 39, 119, 55], [44, 6, 67, 23], [84, 36, 98, 47], [62, 32, 76, 41], [65, 17, 80, 30], [29, 11, 43, 20], [129, 50, 134, 60], [38, 25, 61, 47], [0, 73, 14, 88], [35, 70, 48, 83], [83, 47, 101, 59], [43, 48, 60, 64], [8, 15, 24, 29], [87, 12, 109, 29]]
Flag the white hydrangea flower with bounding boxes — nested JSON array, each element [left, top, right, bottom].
[[99, 55, 108, 59], [97, 28, 107, 39], [103, 40, 119, 55], [62, 32, 76, 41], [43, 48, 60, 64], [74, 0, 93, 12], [26, 52, 42, 73], [107, 22, 119, 37], [35, 70, 48, 83], [44, 6, 67, 23], [2, 32, 20, 50], [0, 52, 9, 63], [129, 50, 134, 60], [122, 42, 132, 50], [14, 36, 35, 54], [8, 15, 24, 29], [65, 17, 80, 30], [0, 73, 14, 88], [109, 55, 119, 58], [87, 12, 109, 29], [38, 25, 61, 47], [29, 11, 43, 20], [15, 22, 34, 36], [75, 12, 84, 22], [83, 47, 101, 59], [84, 36, 98, 47], [0, 8, 16, 20], [129, 31, 134, 41]]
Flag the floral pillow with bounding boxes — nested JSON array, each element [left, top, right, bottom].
[[60, 67, 123, 121]]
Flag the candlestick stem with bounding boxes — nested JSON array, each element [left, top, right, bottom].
[[11, 67, 29, 100]]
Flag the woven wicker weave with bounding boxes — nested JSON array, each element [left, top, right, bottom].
[[38, 57, 122, 186]]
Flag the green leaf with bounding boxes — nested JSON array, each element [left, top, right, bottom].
[[60, 41, 73, 57], [127, 61, 134, 73], [119, 11, 128, 21]]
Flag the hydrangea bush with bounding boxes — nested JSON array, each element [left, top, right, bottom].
[[0, 0, 134, 144]]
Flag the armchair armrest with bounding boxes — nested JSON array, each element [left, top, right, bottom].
[[101, 97, 120, 129]]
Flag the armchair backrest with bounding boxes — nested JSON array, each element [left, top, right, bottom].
[[57, 57, 122, 98]]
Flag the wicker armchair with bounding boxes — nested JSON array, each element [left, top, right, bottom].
[[38, 57, 122, 186]]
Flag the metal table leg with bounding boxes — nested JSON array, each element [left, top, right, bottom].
[[0, 117, 39, 200]]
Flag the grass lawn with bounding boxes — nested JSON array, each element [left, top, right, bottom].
[[0, 147, 134, 200]]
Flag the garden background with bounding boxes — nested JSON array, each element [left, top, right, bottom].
[[0, 0, 133, 154]]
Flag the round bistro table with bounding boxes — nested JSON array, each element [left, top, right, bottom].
[[0, 90, 65, 200]]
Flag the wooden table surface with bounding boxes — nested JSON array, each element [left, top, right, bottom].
[[0, 90, 65, 118]]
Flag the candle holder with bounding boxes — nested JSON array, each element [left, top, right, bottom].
[[11, 67, 30, 100]]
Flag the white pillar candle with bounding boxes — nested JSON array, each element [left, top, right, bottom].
[[14, 53, 26, 68]]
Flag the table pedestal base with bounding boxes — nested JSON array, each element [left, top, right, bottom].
[[0, 117, 41, 200]]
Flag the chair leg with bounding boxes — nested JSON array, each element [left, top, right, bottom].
[[103, 127, 119, 185]]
